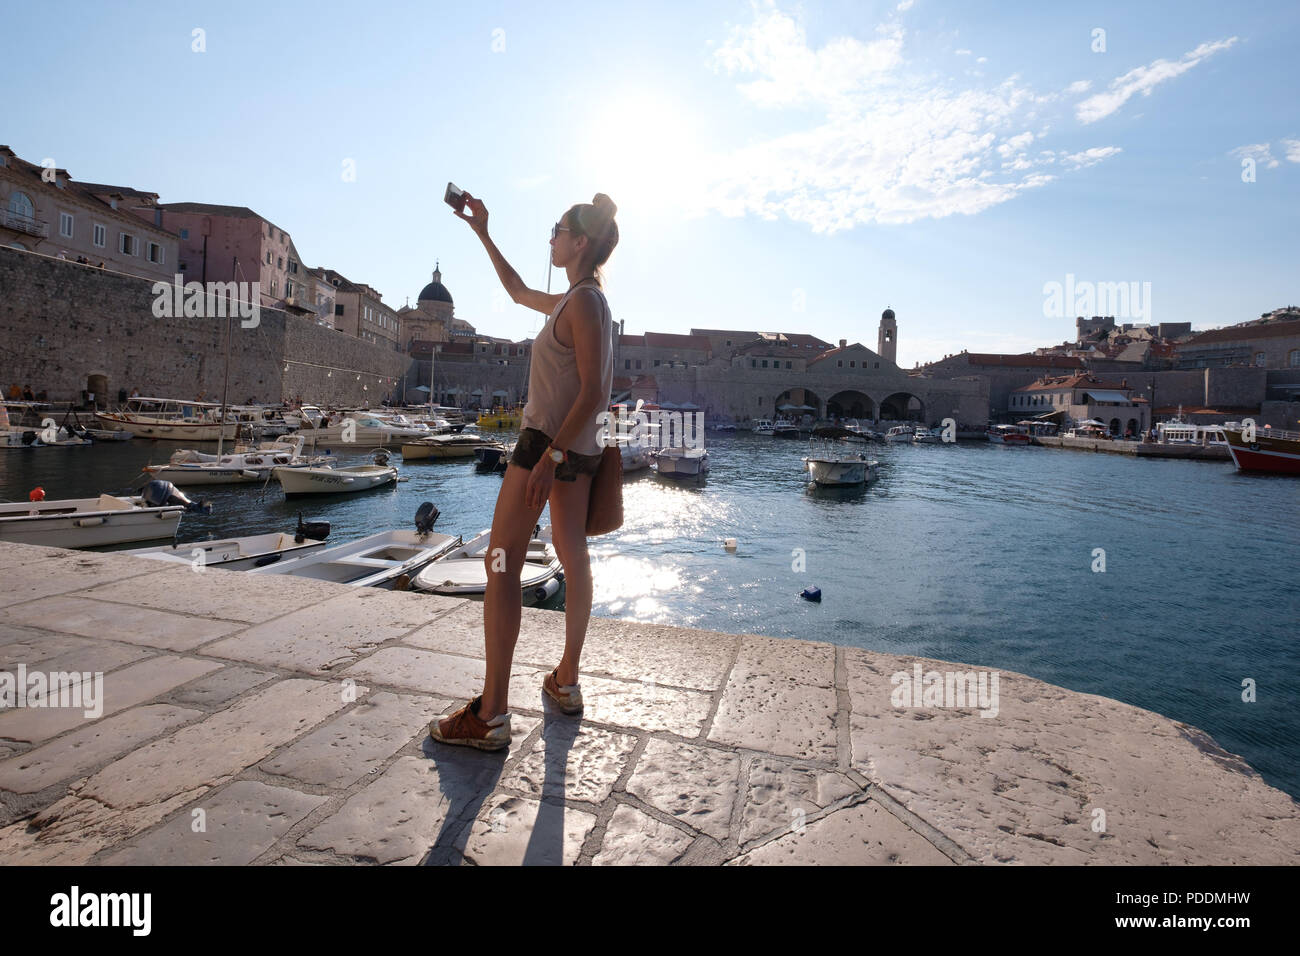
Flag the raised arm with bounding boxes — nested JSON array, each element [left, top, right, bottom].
[[456, 193, 563, 316]]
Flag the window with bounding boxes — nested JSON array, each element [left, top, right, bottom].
[[1289, 349, 1300, 367], [1254, 352, 1265, 367], [179, 261, 187, 272], [266, 251, 272, 265], [751, 359, 756, 368], [334, 304, 344, 316], [119, 233, 137, 255], [636, 360, 642, 369], [277, 257, 283, 269], [786, 361, 792, 369], [285, 280, 294, 297], [59, 212, 74, 237], [725, 340, 731, 346], [653, 359, 660, 367], [179, 228, 189, 240], [146, 242, 164, 264], [8, 191, 34, 220], [624, 359, 631, 369], [837, 360, 843, 367], [267, 223, 273, 237], [850, 361, 856, 368], [270, 279, 277, 295], [93, 223, 106, 247], [288, 260, 298, 274]]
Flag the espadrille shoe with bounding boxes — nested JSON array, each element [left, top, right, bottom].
[[429, 695, 511, 751], [543, 668, 583, 715]]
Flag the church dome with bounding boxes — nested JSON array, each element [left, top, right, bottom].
[[418, 263, 453, 305], [882, 307, 895, 321]]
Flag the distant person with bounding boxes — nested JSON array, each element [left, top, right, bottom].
[[22, 385, 34, 401], [7, 384, 20, 399], [130, 387, 140, 398], [430, 190, 619, 751]]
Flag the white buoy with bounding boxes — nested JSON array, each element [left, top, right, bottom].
[[724, 538, 737, 552]]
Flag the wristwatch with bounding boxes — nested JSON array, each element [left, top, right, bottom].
[[547, 445, 567, 465]]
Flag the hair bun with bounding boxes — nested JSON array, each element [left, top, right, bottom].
[[592, 193, 618, 220]]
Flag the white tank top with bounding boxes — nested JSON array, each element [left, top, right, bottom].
[[520, 283, 614, 456]]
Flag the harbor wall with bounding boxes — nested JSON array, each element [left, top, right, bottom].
[[0, 246, 410, 407]]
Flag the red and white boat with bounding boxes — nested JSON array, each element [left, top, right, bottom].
[[1223, 425, 1300, 475], [986, 424, 1032, 445]]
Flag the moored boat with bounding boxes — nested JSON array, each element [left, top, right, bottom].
[[651, 446, 709, 478], [121, 515, 333, 570], [0, 480, 209, 548], [413, 524, 564, 606], [802, 425, 878, 486], [401, 434, 504, 460], [1223, 424, 1300, 475], [94, 396, 240, 441], [273, 452, 399, 495], [987, 424, 1032, 445]]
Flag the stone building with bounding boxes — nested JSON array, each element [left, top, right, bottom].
[[1010, 372, 1149, 436], [921, 351, 1086, 420], [1, 145, 178, 280], [315, 268, 401, 351], [1176, 312, 1300, 370]]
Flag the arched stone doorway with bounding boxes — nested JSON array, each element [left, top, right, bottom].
[[826, 390, 874, 421], [879, 391, 925, 423], [86, 372, 109, 409], [774, 387, 820, 423]]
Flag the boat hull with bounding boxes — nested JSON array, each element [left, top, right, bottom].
[[248, 530, 460, 587], [804, 458, 875, 486], [273, 465, 398, 495], [1224, 428, 1300, 475], [123, 532, 328, 570], [0, 495, 184, 548], [653, 449, 709, 478]]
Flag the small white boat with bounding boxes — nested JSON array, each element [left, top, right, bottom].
[[121, 515, 333, 570], [295, 412, 431, 448], [751, 418, 775, 436], [474, 442, 513, 472], [273, 450, 398, 495], [144, 435, 335, 486], [652, 446, 709, 478], [0, 481, 209, 548], [772, 418, 800, 438], [248, 503, 458, 588], [401, 434, 503, 460], [911, 427, 943, 444], [803, 426, 879, 486], [95, 396, 239, 441], [884, 425, 916, 443], [413, 525, 564, 606]]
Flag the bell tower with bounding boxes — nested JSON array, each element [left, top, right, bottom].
[[878, 307, 897, 365]]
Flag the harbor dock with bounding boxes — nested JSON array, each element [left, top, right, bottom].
[[1034, 435, 1231, 460], [0, 540, 1295, 865]]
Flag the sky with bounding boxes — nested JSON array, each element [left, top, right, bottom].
[[6, 0, 1299, 368]]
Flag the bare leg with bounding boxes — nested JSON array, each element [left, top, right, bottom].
[[547, 472, 594, 686], [478, 463, 546, 720]]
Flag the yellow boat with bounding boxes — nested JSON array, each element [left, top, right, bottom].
[[476, 405, 522, 429]]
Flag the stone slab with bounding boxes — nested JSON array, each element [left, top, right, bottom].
[[2, 595, 243, 651], [625, 737, 742, 841], [339, 646, 543, 707], [0, 655, 222, 743], [593, 803, 696, 866], [199, 589, 451, 673], [405, 603, 738, 692], [104, 781, 327, 865], [708, 672, 839, 762], [843, 648, 1300, 865], [500, 720, 637, 804], [262, 691, 443, 789], [32, 642, 154, 677], [168, 665, 276, 709], [461, 793, 597, 866], [0, 549, 168, 609], [0, 703, 202, 794], [0, 634, 100, 669], [729, 799, 954, 865], [560, 673, 713, 737], [738, 757, 862, 846], [298, 725, 538, 865]]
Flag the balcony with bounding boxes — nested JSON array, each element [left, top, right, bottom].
[[3, 210, 49, 238]]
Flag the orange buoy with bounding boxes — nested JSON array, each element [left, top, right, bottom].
[[29, 486, 46, 502]]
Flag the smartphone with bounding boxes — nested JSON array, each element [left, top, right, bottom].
[[444, 182, 466, 213]]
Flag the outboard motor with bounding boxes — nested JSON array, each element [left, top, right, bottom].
[[374, 449, 392, 467], [294, 512, 332, 543], [142, 479, 212, 514], [414, 501, 439, 536]]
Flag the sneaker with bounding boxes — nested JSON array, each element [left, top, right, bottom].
[[428, 695, 512, 751], [543, 668, 583, 715]]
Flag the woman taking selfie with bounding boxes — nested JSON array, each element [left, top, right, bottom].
[[430, 191, 618, 750]]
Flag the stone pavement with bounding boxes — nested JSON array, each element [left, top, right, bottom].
[[0, 540, 1296, 865]]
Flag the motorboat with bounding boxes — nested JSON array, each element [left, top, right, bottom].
[[273, 450, 399, 496], [884, 425, 916, 443], [401, 434, 504, 460], [475, 442, 514, 472], [708, 421, 737, 432], [0, 480, 210, 548], [802, 425, 879, 486], [651, 446, 709, 479], [143, 434, 336, 485], [94, 396, 239, 441], [751, 418, 775, 436], [413, 524, 564, 606], [247, 503, 460, 588], [987, 424, 1032, 445], [911, 426, 943, 444], [772, 418, 800, 438], [121, 514, 333, 570], [293, 412, 431, 448]]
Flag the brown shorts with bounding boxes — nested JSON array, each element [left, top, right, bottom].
[[510, 427, 603, 481]]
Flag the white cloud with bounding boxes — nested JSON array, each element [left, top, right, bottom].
[[1061, 146, 1122, 169], [976, 56, 987, 64], [1282, 139, 1300, 163], [1066, 79, 1091, 94], [704, 4, 1117, 230], [955, 48, 971, 56], [1075, 37, 1238, 124], [896, 0, 914, 10], [1230, 143, 1278, 169]]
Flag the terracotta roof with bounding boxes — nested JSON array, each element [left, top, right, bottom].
[[959, 353, 1086, 369], [1182, 318, 1300, 346], [76, 182, 160, 202], [160, 201, 264, 220], [644, 331, 712, 351], [807, 343, 879, 366]]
